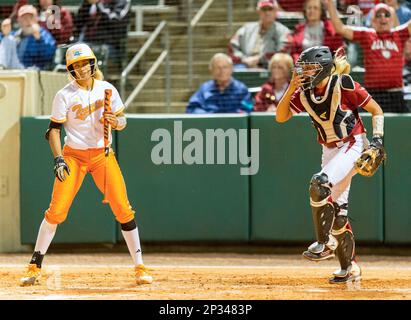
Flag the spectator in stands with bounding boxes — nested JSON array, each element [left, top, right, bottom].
[[365, 0, 411, 26], [327, 0, 410, 112], [14, 5, 56, 69], [254, 53, 294, 111], [74, 0, 131, 66], [288, 0, 345, 62], [402, 37, 411, 86], [186, 53, 253, 114], [36, 0, 73, 45], [228, 0, 290, 70], [0, 18, 24, 69]]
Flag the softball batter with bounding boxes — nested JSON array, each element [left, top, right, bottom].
[[276, 46, 385, 284], [20, 43, 153, 286]]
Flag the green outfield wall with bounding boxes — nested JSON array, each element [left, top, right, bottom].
[[383, 114, 411, 244], [116, 115, 250, 241], [20, 114, 409, 244]]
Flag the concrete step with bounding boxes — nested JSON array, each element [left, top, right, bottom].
[[108, 74, 208, 89], [126, 101, 187, 114], [136, 60, 210, 75], [132, 88, 193, 102], [126, 34, 229, 53], [199, 7, 258, 22], [144, 21, 245, 36], [125, 47, 225, 63]]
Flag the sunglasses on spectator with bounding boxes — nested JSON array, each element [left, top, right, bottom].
[[376, 11, 391, 18], [260, 7, 274, 11]]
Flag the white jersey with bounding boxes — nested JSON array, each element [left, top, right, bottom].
[[51, 79, 124, 150]]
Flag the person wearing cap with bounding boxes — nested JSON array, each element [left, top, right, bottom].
[[326, 0, 410, 112], [288, 0, 345, 63], [228, 0, 291, 70], [365, 0, 411, 27], [13, 4, 56, 69]]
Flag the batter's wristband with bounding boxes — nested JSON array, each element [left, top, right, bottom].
[[115, 116, 127, 131], [372, 115, 384, 137]]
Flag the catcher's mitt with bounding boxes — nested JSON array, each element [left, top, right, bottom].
[[355, 136, 387, 177]]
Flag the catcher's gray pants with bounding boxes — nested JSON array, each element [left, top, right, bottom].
[[319, 133, 368, 215]]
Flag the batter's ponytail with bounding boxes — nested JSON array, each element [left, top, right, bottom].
[[332, 47, 351, 76]]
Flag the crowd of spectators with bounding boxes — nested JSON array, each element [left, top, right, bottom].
[[187, 0, 411, 113], [0, 0, 130, 71], [1, 0, 411, 113]]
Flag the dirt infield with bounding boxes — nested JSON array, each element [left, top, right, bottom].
[[1, 253, 411, 300]]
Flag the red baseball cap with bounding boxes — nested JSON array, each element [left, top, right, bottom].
[[257, 0, 278, 10], [372, 3, 392, 17]]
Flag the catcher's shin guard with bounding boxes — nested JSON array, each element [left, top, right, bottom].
[[303, 173, 337, 261], [329, 215, 360, 283]]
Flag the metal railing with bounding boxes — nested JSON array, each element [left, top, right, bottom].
[[187, 0, 234, 89], [120, 20, 170, 112]]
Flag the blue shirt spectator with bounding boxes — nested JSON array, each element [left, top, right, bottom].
[[187, 53, 253, 113], [13, 5, 56, 69], [14, 26, 56, 69]]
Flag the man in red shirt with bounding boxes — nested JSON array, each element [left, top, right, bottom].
[[327, 0, 410, 112]]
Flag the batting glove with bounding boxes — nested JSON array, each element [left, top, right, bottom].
[[54, 156, 70, 182]]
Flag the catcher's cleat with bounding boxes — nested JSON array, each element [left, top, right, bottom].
[[20, 264, 41, 286], [302, 239, 337, 261], [303, 249, 335, 261], [329, 261, 361, 284], [135, 264, 153, 285]]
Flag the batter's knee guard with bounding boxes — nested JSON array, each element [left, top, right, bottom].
[[332, 215, 356, 271], [308, 173, 337, 250]]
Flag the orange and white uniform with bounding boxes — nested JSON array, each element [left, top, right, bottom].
[[45, 80, 134, 225]]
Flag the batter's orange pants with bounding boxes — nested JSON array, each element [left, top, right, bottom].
[[45, 145, 135, 225]]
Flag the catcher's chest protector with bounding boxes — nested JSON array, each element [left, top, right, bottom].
[[300, 75, 358, 144]]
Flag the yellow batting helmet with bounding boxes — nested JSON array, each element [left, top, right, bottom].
[[66, 43, 97, 79]]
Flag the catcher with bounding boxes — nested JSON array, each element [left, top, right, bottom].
[[276, 46, 386, 284], [20, 43, 153, 286]]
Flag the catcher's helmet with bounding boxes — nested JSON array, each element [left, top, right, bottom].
[[295, 46, 334, 91], [65, 43, 97, 80]]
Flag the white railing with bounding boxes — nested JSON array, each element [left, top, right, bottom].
[[120, 20, 170, 111]]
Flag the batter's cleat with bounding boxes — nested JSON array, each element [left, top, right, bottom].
[[329, 261, 361, 284], [135, 264, 153, 285], [20, 264, 41, 286]]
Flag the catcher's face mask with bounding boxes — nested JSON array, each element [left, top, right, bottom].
[[295, 61, 323, 91]]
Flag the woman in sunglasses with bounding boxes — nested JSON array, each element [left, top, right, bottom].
[[326, 0, 411, 113]]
